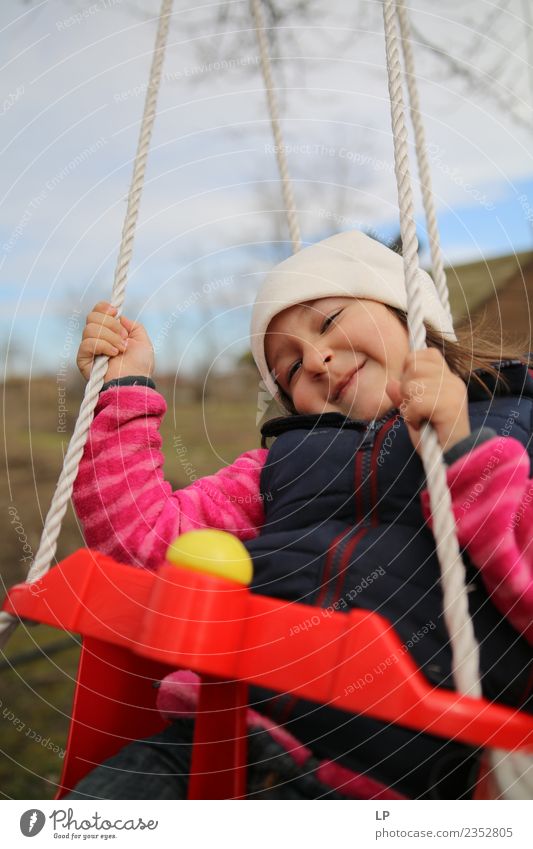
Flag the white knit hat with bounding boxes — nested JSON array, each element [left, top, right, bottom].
[[250, 230, 456, 402]]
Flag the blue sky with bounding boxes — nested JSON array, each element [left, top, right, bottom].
[[375, 173, 533, 268], [430, 175, 533, 261], [2, 0, 533, 376]]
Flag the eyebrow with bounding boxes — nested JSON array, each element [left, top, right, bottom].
[[288, 303, 313, 320]]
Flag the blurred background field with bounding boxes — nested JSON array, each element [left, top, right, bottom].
[[0, 369, 264, 799]]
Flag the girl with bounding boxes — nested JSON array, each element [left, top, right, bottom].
[[70, 230, 532, 800]]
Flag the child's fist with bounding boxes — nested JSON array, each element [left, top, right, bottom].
[[76, 302, 155, 383], [386, 348, 470, 455]]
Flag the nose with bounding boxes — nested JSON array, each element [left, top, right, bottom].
[[302, 343, 333, 377]]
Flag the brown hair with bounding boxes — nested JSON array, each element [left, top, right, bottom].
[[276, 307, 531, 414], [390, 307, 531, 398]]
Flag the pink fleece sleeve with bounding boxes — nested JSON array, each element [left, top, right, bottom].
[[72, 386, 268, 571], [421, 436, 533, 645]]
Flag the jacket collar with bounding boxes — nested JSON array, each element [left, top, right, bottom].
[[467, 358, 533, 402], [261, 408, 397, 445]]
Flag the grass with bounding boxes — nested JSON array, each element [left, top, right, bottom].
[[0, 625, 80, 800]]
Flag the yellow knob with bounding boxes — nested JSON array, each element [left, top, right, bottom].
[[166, 530, 253, 586]]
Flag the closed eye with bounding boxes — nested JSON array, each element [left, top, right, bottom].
[[320, 309, 342, 333], [287, 359, 301, 384]]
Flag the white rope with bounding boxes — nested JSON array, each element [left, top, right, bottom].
[[384, 0, 533, 800], [0, 0, 174, 652], [382, 0, 482, 699], [250, 0, 302, 253], [486, 749, 533, 799], [395, 0, 451, 322]]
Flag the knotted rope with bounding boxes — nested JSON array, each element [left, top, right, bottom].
[[0, 0, 174, 650], [382, 0, 481, 699], [395, 0, 451, 322], [250, 0, 302, 253], [384, 0, 532, 799]]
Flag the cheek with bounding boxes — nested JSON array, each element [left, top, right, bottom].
[[370, 329, 405, 363], [292, 385, 331, 415], [291, 381, 315, 414], [291, 385, 307, 413]]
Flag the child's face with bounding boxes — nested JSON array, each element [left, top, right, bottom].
[[265, 296, 410, 419]]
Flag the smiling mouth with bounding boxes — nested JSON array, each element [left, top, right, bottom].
[[331, 362, 366, 403]]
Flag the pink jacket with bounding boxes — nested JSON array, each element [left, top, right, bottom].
[[73, 385, 533, 646], [73, 386, 267, 572]]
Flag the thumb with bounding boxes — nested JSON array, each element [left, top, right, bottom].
[[386, 377, 403, 409], [120, 315, 149, 341], [119, 315, 137, 333]]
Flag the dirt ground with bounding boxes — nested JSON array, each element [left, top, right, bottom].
[[0, 373, 266, 799]]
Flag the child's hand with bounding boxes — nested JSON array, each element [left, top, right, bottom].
[[386, 348, 470, 456], [77, 301, 155, 383]]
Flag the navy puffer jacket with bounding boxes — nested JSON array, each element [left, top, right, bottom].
[[245, 361, 533, 799]]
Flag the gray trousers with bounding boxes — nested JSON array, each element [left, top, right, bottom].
[[65, 718, 346, 800]]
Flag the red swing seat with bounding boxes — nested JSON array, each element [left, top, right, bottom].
[[3, 547, 532, 799]]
